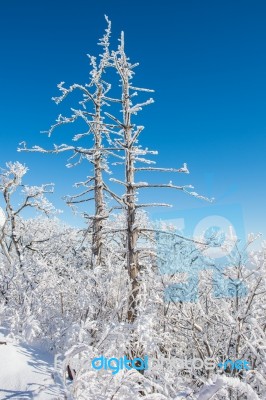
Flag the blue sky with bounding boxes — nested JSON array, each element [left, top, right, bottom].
[[0, 0, 265, 244]]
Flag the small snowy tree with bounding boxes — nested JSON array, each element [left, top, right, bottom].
[[0, 161, 56, 268], [0, 161, 59, 338]]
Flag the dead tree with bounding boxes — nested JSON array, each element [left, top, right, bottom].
[[107, 32, 213, 323], [19, 17, 119, 266]]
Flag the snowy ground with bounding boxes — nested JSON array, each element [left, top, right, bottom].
[[0, 328, 66, 400]]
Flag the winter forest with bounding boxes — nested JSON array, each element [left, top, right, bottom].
[[0, 15, 266, 400]]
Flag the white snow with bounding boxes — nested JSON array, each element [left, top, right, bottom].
[[0, 329, 65, 400], [0, 207, 5, 229]]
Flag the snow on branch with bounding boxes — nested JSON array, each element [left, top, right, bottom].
[[129, 98, 155, 115], [0, 162, 59, 217], [183, 188, 214, 202], [52, 82, 95, 107], [0, 161, 28, 192], [16, 184, 59, 216], [104, 112, 124, 127], [132, 182, 186, 190], [109, 178, 127, 186], [129, 85, 155, 93], [135, 163, 189, 174], [136, 203, 172, 208], [18, 142, 77, 154]]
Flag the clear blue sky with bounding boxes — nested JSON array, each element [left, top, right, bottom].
[[0, 0, 265, 243]]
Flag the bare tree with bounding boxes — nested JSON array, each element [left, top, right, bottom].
[[19, 17, 120, 266], [106, 32, 213, 323]]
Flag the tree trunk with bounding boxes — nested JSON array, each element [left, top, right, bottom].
[[119, 37, 140, 323], [92, 86, 105, 266]]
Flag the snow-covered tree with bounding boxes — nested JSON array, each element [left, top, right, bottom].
[[19, 17, 121, 266], [102, 32, 213, 324]]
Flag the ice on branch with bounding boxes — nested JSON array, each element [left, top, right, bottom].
[[129, 98, 155, 114], [177, 162, 189, 173], [129, 85, 155, 93], [184, 189, 214, 202]]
